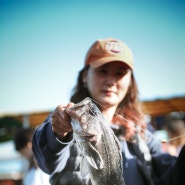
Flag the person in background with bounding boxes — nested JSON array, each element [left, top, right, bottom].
[[14, 128, 50, 185], [32, 37, 184, 185], [145, 114, 156, 133], [162, 112, 185, 156]]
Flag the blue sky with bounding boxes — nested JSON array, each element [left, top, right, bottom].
[[0, 0, 185, 114]]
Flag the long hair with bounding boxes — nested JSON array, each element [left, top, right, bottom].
[[112, 73, 146, 140], [70, 66, 146, 141], [70, 66, 90, 103]]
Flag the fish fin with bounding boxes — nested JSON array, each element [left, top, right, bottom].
[[80, 156, 90, 178], [85, 144, 104, 169]]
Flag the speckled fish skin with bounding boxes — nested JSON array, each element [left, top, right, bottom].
[[66, 97, 125, 185]]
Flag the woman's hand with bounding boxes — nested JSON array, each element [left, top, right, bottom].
[[51, 103, 74, 139]]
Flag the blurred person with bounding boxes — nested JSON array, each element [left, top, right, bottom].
[[14, 128, 50, 185], [162, 112, 185, 156], [145, 114, 156, 133], [31, 38, 184, 185]]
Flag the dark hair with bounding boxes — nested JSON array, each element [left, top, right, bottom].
[[70, 66, 90, 103], [163, 112, 185, 134], [14, 128, 34, 151], [70, 66, 145, 140]]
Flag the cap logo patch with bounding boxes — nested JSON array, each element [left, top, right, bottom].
[[105, 41, 123, 53]]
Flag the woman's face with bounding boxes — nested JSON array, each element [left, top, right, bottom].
[[83, 61, 132, 108]]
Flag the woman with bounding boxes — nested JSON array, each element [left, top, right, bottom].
[[32, 38, 178, 185]]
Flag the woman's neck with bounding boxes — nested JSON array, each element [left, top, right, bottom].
[[101, 106, 117, 123]]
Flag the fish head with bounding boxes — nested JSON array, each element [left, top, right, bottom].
[[65, 98, 103, 142]]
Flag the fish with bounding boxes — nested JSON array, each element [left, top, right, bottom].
[[65, 97, 125, 185]]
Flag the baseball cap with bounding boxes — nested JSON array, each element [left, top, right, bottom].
[[85, 38, 134, 70]]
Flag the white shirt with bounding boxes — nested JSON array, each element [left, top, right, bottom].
[[23, 167, 50, 185]]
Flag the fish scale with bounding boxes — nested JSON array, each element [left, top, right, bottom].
[[66, 97, 125, 185]]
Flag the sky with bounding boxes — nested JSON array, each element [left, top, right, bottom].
[[0, 0, 185, 115]]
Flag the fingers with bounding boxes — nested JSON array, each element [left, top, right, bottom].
[[52, 103, 74, 139]]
